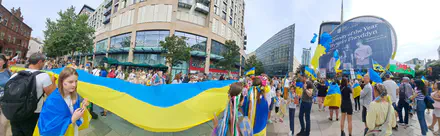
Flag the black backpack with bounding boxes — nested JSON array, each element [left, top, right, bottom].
[[399, 84, 408, 101], [1, 70, 44, 121]]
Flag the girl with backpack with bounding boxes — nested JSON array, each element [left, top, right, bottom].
[[37, 67, 90, 135]]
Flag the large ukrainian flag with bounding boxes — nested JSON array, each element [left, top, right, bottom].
[[11, 66, 234, 132], [323, 83, 341, 107], [310, 32, 332, 69], [245, 67, 255, 76], [369, 68, 383, 85]]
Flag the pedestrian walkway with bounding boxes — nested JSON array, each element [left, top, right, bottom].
[[80, 103, 437, 136]]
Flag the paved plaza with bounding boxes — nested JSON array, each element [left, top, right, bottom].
[[78, 103, 438, 136]]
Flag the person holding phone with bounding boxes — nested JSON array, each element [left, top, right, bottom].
[[37, 67, 89, 136]]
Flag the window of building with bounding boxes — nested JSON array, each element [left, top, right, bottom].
[[108, 54, 128, 62], [12, 37, 15, 44], [5, 48, 12, 56], [133, 53, 165, 65], [229, 17, 232, 25], [135, 30, 170, 47], [95, 39, 108, 52], [174, 31, 207, 52], [11, 22, 14, 28], [7, 35, 11, 43], [114, 5, 119, 13], [221, 12, 226, 20], [214, 5, 219, 15], [211, 40, 227, 56], [110, 33, 131, 49], [0, 32, 4, 40], [191, 57, 205, 68], [3, 18, 7, 26]]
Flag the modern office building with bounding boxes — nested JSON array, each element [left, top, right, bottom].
[[246, 51, 255, 60], [79, 0, 247, 78], [26, 37, 43, 57], [0, 2, 32, 59], [255, 24, 295, 77], [301, 47, 311, 66]]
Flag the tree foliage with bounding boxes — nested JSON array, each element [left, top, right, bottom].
[[159, 35, 191, 70], [43, 6, 95, 57], [245, 55, 264, 75], [217, 40, 241, 72]]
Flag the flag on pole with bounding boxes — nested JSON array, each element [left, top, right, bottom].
[[369, 68, 383, 85], [310, 32, 332, 69], [372, 59, 385, 72], [333, 50, 342, 73], [304, 66, 317, 80], [245, 67, 255, 76]]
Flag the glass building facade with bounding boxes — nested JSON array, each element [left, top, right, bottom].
[[136, 30, 170, 47], [256, 24, 295, 77], [175, 31, 207, 53]]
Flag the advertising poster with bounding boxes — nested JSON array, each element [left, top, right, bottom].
[[319, 16, 397, 72]]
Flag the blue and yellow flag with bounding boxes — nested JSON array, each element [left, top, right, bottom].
[[304, 66, 317, 80], [245, 67, 255, 76], [35, 89, 90, 136], [352, 83, 362, 98], [11, 66, 235, 132], [324, 83, 341, 107], [334, 50, 342, 73], [372, 59, 385, 72], [295, 82, 304, 97], [369, 68, 383, 85], [422, 76, 427, 83], [310, 32, 332, 69], [253, 92, 269, 136]]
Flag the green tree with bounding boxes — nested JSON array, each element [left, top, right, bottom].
[[43, 6, 95, 57], [245, 55, 264, 75], [159, 35, 191, 74], [217, 40, 241, 75]]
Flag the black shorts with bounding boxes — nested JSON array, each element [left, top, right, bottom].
[[341, 102, 353, 115], [275, 107, 280, 113], [362, 106, 367, 123]]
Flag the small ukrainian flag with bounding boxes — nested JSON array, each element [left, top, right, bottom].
[[245, 67, 255, 76]]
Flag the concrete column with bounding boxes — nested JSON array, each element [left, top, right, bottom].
[[128, 4, 140, 63], [204, 38, 211, 73]]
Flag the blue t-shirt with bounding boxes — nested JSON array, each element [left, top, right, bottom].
[[100, 70, 108, 77], [0, 69, 12, 93]]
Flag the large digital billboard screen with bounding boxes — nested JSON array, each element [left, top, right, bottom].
[[319, 16, 397, 72]]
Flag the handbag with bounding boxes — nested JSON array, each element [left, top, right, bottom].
[[365, 103, 393, 136], [425, 95, 435, 109]]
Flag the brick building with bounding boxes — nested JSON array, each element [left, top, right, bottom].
[[0, 1, 32, 59]]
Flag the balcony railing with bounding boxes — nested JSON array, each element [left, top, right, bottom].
[[195, 3, 209, 14], [178, 0, 193, 9], [104, 0, 113, 8], [103, 8, 111, 16], [103, 16, 110, 24]]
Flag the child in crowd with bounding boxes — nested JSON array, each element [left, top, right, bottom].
[[288, 85, 298, 135], [274, 90, 285, 123]]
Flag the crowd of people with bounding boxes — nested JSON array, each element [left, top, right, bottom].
[[211, 70, 440, 136]]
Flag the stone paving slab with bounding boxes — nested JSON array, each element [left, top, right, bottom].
[[80, 103, 438, 136]]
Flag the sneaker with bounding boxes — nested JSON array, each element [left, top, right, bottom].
[[296, 131, 304, 136], [429, 126, 434, 131], [279, 118, 284, 123], [267, 120, 273, 124]]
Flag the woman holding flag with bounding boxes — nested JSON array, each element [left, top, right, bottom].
[[36, 67, 90, 136]]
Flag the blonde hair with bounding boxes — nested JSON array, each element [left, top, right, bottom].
[[58, 67, 79, 103]]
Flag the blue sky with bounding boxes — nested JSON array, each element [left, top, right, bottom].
[[4, 0, 439, 62]]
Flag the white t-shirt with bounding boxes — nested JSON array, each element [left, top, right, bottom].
[[171, 80, 182, 84], [92, 69, 100, 76], [284, 79, 290, 87], [10, 69, 52, 113], [383, 80, 399, 103], [64, 95, 82, 136]]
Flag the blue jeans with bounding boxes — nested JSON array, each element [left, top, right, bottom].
[[299, 102, 312, 135], [397, 100, 410, 124], [289, 108, 296, 134], [416, 100, 428, 135]]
